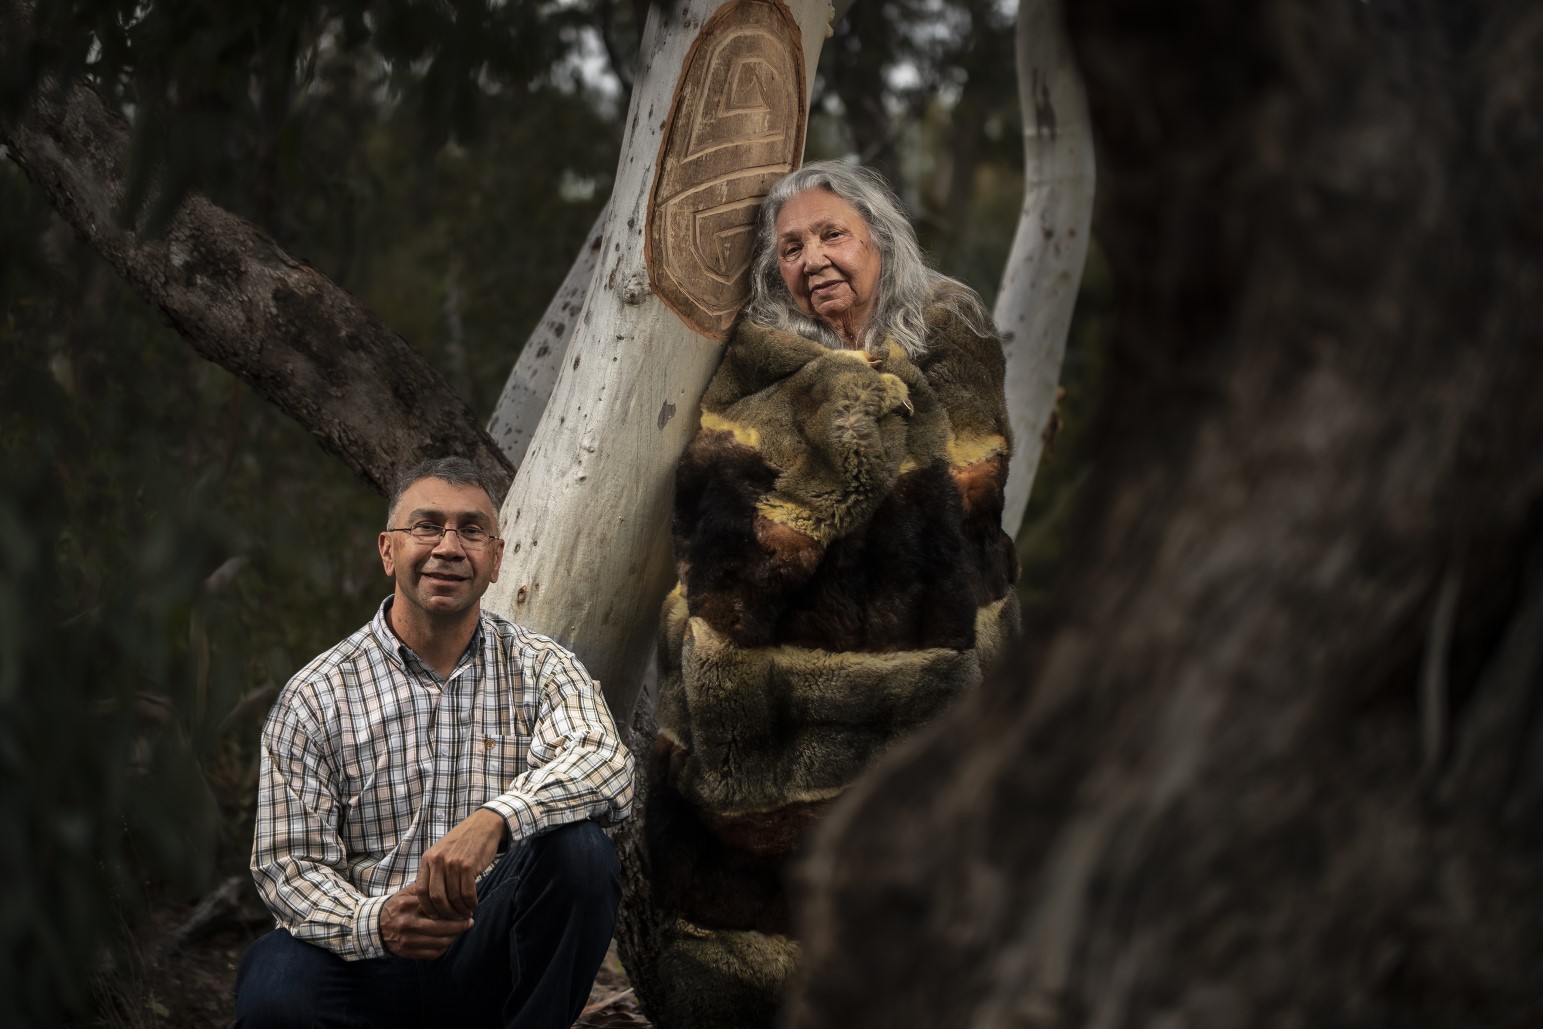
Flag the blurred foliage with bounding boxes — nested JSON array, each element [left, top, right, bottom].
[[0, 0, 1104, 1021], [1, 258, 236, 1022], [0, 156, 384, 1025], [18, 0, 600, 233]]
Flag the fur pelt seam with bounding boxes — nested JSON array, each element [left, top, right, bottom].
[[665, 614, 985, 813]]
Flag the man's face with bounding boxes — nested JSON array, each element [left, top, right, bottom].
[[377, 477, 504, 622]]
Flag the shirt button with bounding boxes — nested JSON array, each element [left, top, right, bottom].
[[483, 738, 494, 750]]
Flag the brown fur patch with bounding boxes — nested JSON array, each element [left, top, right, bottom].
[[753, 515, 822, 581], [774, 463, 977, 654], [645, 754, 794, 935], [701, 796, 839, 857], [952, 455, 1007, 516]]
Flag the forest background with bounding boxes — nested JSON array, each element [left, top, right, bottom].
[[1, 0, 1104, 1023]]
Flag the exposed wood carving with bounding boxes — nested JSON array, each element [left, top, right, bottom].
[[647, 0, 808, 339]]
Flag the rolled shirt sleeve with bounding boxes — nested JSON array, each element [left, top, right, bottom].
[[480, 641, 635, 842]]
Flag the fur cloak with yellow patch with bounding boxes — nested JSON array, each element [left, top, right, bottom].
[[645, 306, 1020, 1027]]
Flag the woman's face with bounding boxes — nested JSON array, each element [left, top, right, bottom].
[[774, 188, 882, 344]]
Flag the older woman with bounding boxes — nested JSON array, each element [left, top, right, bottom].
[[644, 162, 1020, 1026]]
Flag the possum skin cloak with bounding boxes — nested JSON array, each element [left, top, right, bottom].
[[644, 306, 1021, 1026]]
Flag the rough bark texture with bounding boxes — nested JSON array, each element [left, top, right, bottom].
[[0, 0, 513, 500], [613, 700, 666, 1023], [994, 0, 1093, 535], [792, 1, 1543, 1025]]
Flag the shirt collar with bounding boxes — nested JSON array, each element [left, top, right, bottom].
[[369, 596, 485, 681]]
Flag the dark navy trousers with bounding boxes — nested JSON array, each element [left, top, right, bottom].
[[234, 820, 620, 1029]]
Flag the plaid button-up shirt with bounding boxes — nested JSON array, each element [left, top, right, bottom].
[[250, 599, 634, 960]]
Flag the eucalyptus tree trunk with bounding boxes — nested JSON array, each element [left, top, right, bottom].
[[790, 0, 1543, 1024], [993, 0, 1094, 535], [481, 0, 831, 729]]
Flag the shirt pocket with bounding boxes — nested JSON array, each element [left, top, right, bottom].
[[476, 732, 528, 797], [475, 689, 533, 798]]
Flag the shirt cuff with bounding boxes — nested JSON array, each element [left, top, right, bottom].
[[480, 793, 539, 846], [353, 893, 391, 959]]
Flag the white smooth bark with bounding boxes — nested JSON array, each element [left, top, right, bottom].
[[485, 205, 607, 470], [483, 0, 832, 724], [994, 0, 1095, 537]]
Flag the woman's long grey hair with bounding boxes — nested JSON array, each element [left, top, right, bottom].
[[742, 161, 992, 358]]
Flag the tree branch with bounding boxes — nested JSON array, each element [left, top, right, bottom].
[[487, 203, 606, 468], [0, 0, 513, 499]]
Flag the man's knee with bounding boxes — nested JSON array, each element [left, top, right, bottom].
[[530, 820, 620, 908], [234, 930, 343, 1028]]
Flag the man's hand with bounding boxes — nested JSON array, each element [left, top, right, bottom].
[[380, 886, 471, 959], [416, 808, 509, 920]]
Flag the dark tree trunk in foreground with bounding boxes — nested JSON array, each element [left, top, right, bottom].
[[794, 1, 1543, 1025], [0, 0, 512, 499]]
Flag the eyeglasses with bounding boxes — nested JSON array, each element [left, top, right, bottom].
[[386, 522, 500, 549]]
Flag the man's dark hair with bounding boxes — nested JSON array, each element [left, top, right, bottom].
[[386, 457, 503, 526]]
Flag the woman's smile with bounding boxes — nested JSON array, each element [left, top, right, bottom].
[[775, 189, 881, 346]]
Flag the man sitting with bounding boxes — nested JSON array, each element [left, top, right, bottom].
[[235, 457, 634, 1028]]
